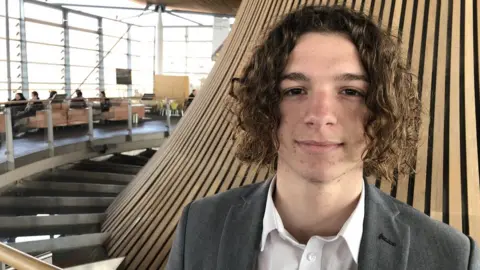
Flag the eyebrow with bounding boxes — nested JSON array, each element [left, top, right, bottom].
[[280, 72, 369, 83]]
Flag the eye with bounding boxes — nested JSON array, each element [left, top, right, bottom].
[[340, 88, 365, 97], [283, 88, 307, 96]]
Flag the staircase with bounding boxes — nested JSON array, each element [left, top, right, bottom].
[[0, 148, 156, 269]]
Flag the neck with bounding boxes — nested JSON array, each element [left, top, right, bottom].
[[274, 166, 363, 244]]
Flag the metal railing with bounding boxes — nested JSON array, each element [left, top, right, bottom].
[[0, 242, 60, 270], [1, 96, 176, 171]]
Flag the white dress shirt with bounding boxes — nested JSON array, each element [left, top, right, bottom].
[[257, 178, 365, 270]]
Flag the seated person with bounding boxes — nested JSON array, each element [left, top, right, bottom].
[[48, 90, 57, 100], [184, 89, 197, 110], [99, 91, 111, 112], [69, 89, 87, 109], [13, 91, 44, 136]]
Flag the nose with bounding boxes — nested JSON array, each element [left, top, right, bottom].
[[303, 90, 337, 127]]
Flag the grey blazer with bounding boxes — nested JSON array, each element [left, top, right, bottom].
[[166, 179, 480, 270]]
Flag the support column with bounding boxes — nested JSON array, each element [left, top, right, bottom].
[[212, 17, 230, 57], [98, 18, 105, 92], [62, 10, 71, 96], [5, 0, 12, 100], [18, 0, 29, 98], [155, 12, 163, 74], [127, 24, 132, 97]]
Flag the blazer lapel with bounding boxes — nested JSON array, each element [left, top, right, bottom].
[[216, 180, 271, 270], [358, 183, 411, 270]]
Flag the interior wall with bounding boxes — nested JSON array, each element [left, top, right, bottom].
[[102, 0, 480, 269]]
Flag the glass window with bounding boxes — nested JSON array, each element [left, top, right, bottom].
[[103, 36, 127, 55], [7, 41, 22, 62], [131, 56, 154, 71], [4, 19, 20, 41], [163, 42, 186, 58], [104, 84, 128, 98], [103, 53, 127, 68], [188, 74, 209, 89], [69, 30, 98, 49], [132, 70, 153, 85], [102, 20, 127, 38], [8, 0, 20, 18], [186, 42, 212, 57], [28, 84, 64, 95], [0, 39, 6, 60], [9, 61, 21, 82], [130, 26, 155, 42], [24, 3, 62, 23], [0, 60, 8, 82], [187, 27, 213, 41], [68, 13, 98, 31], [27, 43, 64, 64], [78, 86, 99, 98], [186, 58, 213, 73], [28, 63, 64, 83], [70, 66, 99, 84], [131, 41, 155, 57], [104, 68, 117, 85], [163, 57, 186, 73], [163, 28, 186, 41], [25, 22, 63, 45], [0, 0, 4, 16], [70, 48, 98, 67]]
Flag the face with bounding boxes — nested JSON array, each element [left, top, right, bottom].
[[15, 94, 20, 100], [277, 33, 369, 183]]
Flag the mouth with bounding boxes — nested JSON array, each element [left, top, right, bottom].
[[295, 140, 343, 153]]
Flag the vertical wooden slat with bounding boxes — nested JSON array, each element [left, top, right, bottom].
[[449, 0, 462, 232], [430, 0, 447, 223], [411, 0, 427, 213], [464, 0, 480, 240]]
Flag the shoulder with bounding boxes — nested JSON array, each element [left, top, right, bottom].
[[187, 181, 265, 217], [370, 186, 471, 252]]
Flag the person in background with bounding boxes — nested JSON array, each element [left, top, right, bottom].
[[99, 91, 111, 112], [12, 91, 44, 136], [69, 89, 87, 109], [184, 89, 197, 111], [48, 90, 57, 100]]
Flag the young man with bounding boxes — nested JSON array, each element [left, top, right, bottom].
[[167, 5, 479, 270]]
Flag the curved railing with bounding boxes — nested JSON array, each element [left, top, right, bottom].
[[0, 95, 181, 172], [0, 241, 61, 270]]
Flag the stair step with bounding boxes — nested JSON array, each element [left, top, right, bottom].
[[65, 257, 125, 270], [0, 213, 105, 237], [9, 181, 125, 197], [107, 153, 149, 166], [8, 232, 109, 255], [0, 196, 114, 215], [73, 160, 141, 174], [46, 170, 133, 185]]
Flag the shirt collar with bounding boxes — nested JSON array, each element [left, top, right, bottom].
[[260, 176, 365, 263]]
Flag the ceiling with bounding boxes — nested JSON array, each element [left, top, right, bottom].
[[130, 0, 242, 16]]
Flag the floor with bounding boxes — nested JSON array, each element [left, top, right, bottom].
[[0, 115, 180, 161]]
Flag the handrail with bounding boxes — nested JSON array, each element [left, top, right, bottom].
[[0, 96, 144, 106], [0, 242, 62, 270]]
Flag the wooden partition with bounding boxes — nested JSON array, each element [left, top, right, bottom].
[[102, 0, 480, 269], [154, 75, 190, 102]]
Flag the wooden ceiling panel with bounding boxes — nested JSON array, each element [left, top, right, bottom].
[[131, 0, 242, 15]]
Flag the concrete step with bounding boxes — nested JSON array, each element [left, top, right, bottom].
[[0, 213, 105, 237], [107, 153, 149, 166], [8, 232, 109, 255], [8, 181, 125, 197], [0, 196, 114, 215], [45, 170, 133, 185], [73, 160, 141, 175]]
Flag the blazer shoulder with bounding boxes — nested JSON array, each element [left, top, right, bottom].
[[378, 189, 471, 249], [187, 181, 265, 216]]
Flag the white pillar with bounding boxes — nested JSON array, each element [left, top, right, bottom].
[[155, 12, 164, 74], [212, 17, 231, 56]]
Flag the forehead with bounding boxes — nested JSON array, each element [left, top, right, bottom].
[[283, 32, 365, 75]]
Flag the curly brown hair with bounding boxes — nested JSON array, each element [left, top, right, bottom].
[[228, 5, 421, 183]]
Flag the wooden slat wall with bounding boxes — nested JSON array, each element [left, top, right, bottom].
[[102, 0, 480, 268]]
